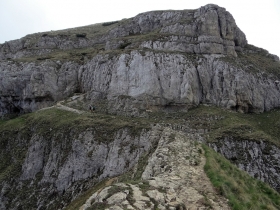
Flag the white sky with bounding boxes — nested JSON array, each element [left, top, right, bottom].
[[0, 0, 279, 57]]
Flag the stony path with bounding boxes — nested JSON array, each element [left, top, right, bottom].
[[38, 94, 85, 114], [56, 101, 84, 114], [80, 127, 230, 210]]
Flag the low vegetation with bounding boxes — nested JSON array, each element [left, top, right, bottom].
[[178, 105, 280, 147], [1, 102, 280, 209], [203, 145, 280, 209], [65, 178, 116, 210], [102, 21, 119, 26], [221, 44, 280, 79]]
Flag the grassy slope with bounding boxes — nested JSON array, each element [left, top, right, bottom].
[[184, 105, 280, 147], [0, 108, 153, 146], [1, 104, 280, 209], [182, 105, 280, 209], [203, 145, 280, 210], [221, 45, 280, 80], [64, 105, 280, 209], [0, 108, 154, 209]]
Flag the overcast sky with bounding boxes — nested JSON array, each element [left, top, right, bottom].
[[0, 0, 279, 57]]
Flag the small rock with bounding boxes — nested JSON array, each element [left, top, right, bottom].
[[107, 192, 127, 204]]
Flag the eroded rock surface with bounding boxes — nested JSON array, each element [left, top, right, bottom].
[[2, 4, 279, 116], [0, 4, 246, 60], [0, 121, 161, 209], [0, 60, 80, 115], [210, 138, 280, 192], [1, 50, 280, 116], [81, 127, 230, 210]]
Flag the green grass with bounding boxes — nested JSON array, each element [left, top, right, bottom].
[[64, 178, 113, 210], [203, 144, 280, 210], [220, 44, 280, 79], [15, 46, 103, 63], [1, 103, 280, 209], [2, 108, 151, 141], [183, 105, 280, 147], [0, 116, 30, 183]]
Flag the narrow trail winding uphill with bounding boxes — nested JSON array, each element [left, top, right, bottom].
[[80, 127, 230, 210], [38, 94, 85, 114]]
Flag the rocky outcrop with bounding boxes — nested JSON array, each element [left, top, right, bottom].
[[1, 4, 279, 116], [1, 49, 280, 116], [0, 4, 246, 60], [0, 60, 80, 115], [210, 138, 280, 192], [81, 127, 230, 210], [82, 52, 280, 114], [107, 4, 246, 57], [0, 121, 161, 209]]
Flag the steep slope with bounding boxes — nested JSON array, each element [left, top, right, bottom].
[[0, 102, 206, 209], [80, 127, 230, 210], [1, 103, 280, 210], [1, 4, 279, 117], [1, 3, 280, 210], [0, 106, 156, 209]]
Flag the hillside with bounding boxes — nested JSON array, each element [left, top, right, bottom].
[[1, 99, 280, 209], [0, 4, 280, 210]]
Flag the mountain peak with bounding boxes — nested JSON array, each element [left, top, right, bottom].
[[0, 4, 246, 60], [0, 5, 279, 117]]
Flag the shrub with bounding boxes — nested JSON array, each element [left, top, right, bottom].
[[102, 21, 119, 26], [76, 33, 87, 38]]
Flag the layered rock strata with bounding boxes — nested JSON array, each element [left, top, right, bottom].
[[3, 4, 278, 116], [1, 50, 279, 116]]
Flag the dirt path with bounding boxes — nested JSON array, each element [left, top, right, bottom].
[[38, 94, 85, 114], [56, 101, 84, 114]]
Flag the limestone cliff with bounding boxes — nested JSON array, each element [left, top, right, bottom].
[[1, 4, 280, 210], [0, 108, 159, 209], [1, 4, 279, 117]]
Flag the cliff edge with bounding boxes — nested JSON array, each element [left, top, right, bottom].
[[0, 4, 279, 116]]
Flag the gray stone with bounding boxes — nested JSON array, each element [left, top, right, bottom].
[[1, 5, 279, 117], [107, 192, 127, 204], [210, 138, 280, 192], [146, 190, 165, 203]]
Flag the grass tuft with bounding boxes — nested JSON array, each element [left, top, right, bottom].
[[203, 144, 280, 210]]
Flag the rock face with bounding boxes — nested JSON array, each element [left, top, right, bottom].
[[0, 60, 79, 115], [1, 5, 280, 208], [81, 127, 230, 210], [0, 4, 246, 60], [0, 122, 161, 209], [210, 138, 280, 192], [1, 4, 279, 117], [81, 52, 280, 114], [1, 52, 280, 116]]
